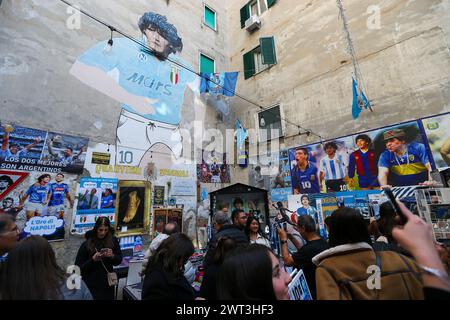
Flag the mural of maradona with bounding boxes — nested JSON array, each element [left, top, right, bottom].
[[70, 12, 198, 166]]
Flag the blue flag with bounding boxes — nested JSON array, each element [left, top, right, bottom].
[[200, 72, 239, 97], [201, 187, 208, 202], [352, 77, 370, 119]]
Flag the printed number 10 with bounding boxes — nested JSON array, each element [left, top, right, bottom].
[[119, 151, 133, 164], [302, 181, 311, 189]]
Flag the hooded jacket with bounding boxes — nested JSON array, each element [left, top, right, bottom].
[[313, 242, 424, 300]]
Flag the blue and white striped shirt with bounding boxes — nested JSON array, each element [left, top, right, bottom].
[[319, 154, 348, 180]]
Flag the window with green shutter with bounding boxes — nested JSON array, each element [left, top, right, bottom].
[[243, 36, 276, 79], [240, 3, 250, 28], [267, 0, 277, 8], [240, 0, 277, 29], [258, 105, 283, 142], [200, 54, 215, 73], [204, 5, 216, 30], [260, 36, 277, 65], [243, 51, 255, 79]]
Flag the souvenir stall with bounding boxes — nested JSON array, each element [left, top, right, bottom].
[[415, 187, 450, 243], [209, 183, 270, 229]]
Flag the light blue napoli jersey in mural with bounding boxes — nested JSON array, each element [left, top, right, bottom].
[[26, 184, 51, 204], [48, 183, 69, 207], [76, 38, 197, 125]]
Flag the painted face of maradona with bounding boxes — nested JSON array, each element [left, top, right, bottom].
[[385, 138, 404, 153], [356, 139, 369, 150], [325, 146, 336, 157], [301, 197, 309, 207], [0, 179, 10, 191], [9, 145, 19, 154], [3, 199, 13, 209], [145, 27, 169, 56], [295, 150, 307, 163]]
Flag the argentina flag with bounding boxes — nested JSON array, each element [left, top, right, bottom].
[[352, 77, 370, 119], [200, 72, 239, 97]]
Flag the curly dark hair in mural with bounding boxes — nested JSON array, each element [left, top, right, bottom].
[[138, 12, 183, 59]]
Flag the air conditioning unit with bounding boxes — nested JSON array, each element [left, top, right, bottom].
[[245, 15, 261, 32]]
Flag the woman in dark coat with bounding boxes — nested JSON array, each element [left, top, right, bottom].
[[142, 233, 195, 300], [75, 217, 122, 300], [199, 237, 236, 300]]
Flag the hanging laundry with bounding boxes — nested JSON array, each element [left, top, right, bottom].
[[199, 72, 239, 97]]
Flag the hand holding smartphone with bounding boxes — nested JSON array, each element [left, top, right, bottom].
[[383, 187, 407, 225]]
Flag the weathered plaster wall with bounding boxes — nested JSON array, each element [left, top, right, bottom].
[[3, 0, 449, 267], [227, 0, 450, 152], [0, 0, 231, 268], [0, 0, 230, 144]]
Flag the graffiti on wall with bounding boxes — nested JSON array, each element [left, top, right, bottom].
[[70, 12, 198, 167]]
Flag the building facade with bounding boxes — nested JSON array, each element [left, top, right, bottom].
[[1, 0, 450, 267], [228, 0, 450, 174]]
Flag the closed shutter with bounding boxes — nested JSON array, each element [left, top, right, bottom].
[[243, 50, 255, 79], [240, 3, 250, 28], [200, 54, 215, 73], [204, 6, 216, 30], [260, 37, 277, 65], [267, 0, 277, 8]]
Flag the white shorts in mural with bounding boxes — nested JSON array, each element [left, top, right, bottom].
[[47, 204, 66, 215], [116, 110, 182, 166], [25, 202, 44, 214]]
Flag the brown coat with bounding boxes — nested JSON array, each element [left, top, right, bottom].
[[313, 242, 424, 300]]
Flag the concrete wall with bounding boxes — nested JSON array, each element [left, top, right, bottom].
[[227, 0, 450, 155], [0, 0, 231, 144], [3, 0, 449, 267], [0, 0, 231, 268]]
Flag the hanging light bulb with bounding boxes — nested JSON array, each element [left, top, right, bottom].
[[260, 116, 266, 127], [103, 27, 114, 55]]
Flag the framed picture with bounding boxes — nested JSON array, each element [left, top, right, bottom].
[[153, 209, 168, 239], [168, 208, 183, 228], [153, 186, 165, 207], [115, 180, 151, 236], [168, 197, 177, 206], [152, 208, 183, 239]]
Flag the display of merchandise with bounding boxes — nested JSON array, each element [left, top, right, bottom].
[[314, 196, 338, 239], [288, 269, 313, 301], [133, 236, 143, 253], [415, 188, 450, 240]]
